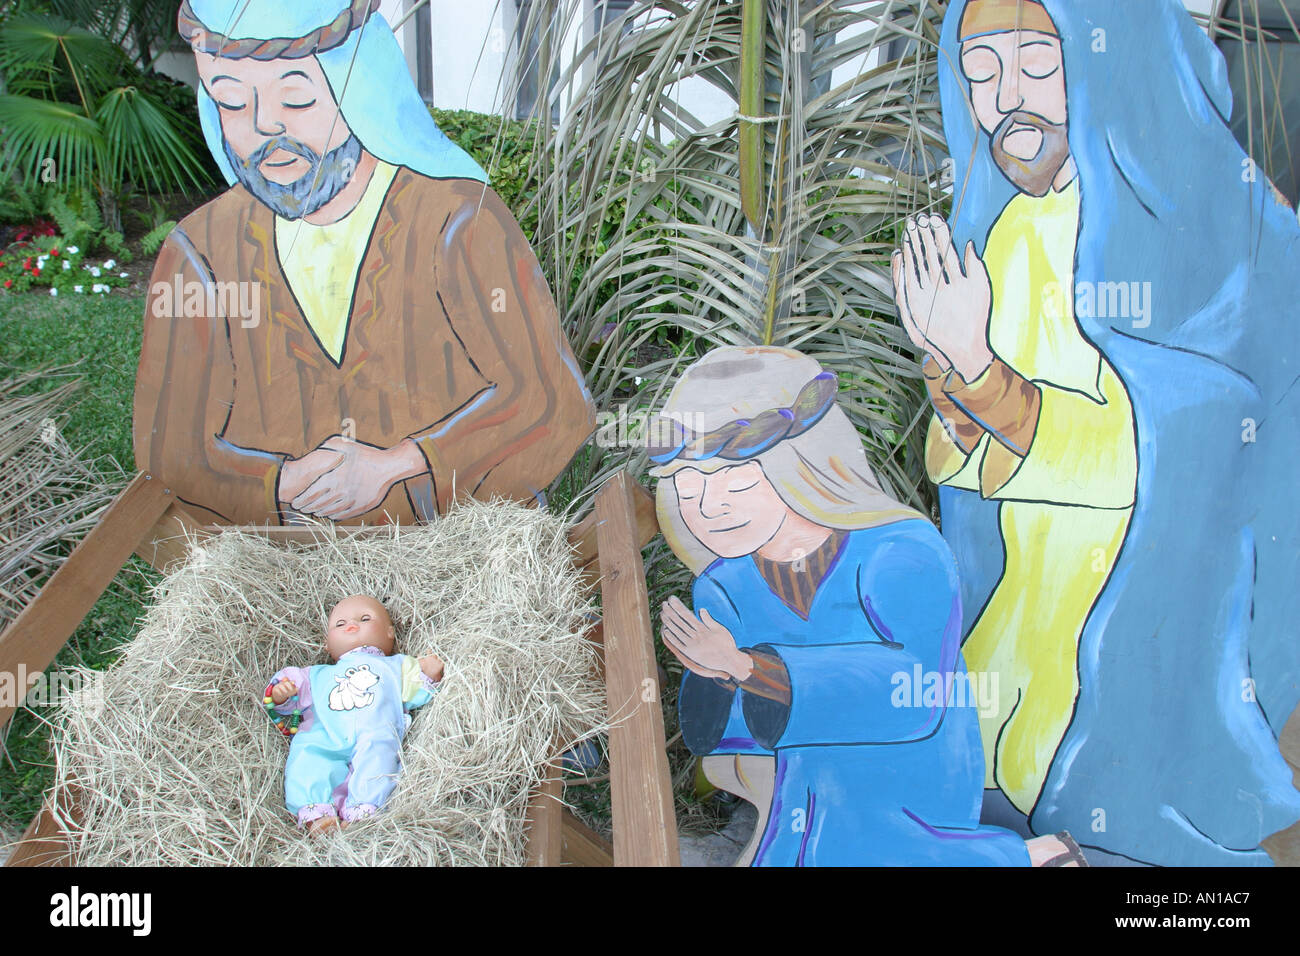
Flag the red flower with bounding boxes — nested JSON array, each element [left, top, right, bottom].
[[22, 258, 32, 269], [32, 268, 41, 278], [50, 249, 59, 257], [3, 280, 10, 289]]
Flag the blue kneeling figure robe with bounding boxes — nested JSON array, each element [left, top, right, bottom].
[[680, 519, 1030, 866]]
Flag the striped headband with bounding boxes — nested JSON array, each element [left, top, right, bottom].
[[647, 371, 839, 465], [178, 0, 381, 60]]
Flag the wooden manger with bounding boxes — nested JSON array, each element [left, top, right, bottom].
[[0, 470, 680, 867]]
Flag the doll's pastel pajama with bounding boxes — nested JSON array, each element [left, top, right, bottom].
[[268, 646, 438, 825]]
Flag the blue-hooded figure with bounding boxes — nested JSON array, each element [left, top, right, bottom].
[[185, 0, 486, 184], [937, 0, 1300, 865]]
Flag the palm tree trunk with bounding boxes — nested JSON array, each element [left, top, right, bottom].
[[97, 180, 122, 236]]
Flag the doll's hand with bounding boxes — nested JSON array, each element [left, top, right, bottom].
[[419, 653, 444, 684], [271, 680, 298, 705]]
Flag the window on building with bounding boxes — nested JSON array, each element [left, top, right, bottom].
[[876, 11, 946, 180], [591, 0, 635, 73], [412, 0, 434, 104], [515, 0, 561, 121], [514, 1, 637, 121], [594, 0, 636, 32]]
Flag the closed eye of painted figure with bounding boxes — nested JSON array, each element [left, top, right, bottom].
[[265, 594, 444, 835]]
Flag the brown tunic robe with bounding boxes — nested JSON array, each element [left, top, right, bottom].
[[134, 169, 595, 525]]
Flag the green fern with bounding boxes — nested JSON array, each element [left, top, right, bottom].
[[140, 220, 175, 256], [0, 177, 42, 225], [101, 230, 131, 263], [46, 189, 98, 248]]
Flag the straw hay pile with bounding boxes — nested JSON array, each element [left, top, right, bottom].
[[50, 500, 606, 866], [0, 369, 121, 629]]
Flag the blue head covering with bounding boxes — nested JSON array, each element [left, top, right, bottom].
[[186, 0, 486, 185], [938, 0, 1300, 866]]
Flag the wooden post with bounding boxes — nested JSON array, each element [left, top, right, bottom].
[[594, 472, 680, 866], [133, 500, 206, 573], [0, 473, 172, 731], [524, 759, 564, 866], [568, 481, 658, 593], [560, 810, 614, 866], [6, 789, 78, 867]]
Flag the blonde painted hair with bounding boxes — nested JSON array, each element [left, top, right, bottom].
[[649, 347, 924, 576]]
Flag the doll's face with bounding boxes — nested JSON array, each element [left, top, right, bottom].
[[325, 595, 396, 661]]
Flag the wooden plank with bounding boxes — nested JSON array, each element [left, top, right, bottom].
[[226, 525, 396, 544], [0, 473, 173, 731], [523, 764, 563, 866], [586, 620, 606, 684], [569, 482, 657, 593], [594, 471, 679, 866], [1279, 702, 1300, 775], [561, 809, 614, 866], [6, 789, 77, 867], [134, 501, 207, 573]]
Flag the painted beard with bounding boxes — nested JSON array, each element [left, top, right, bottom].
[[989, 110, 1071, 198], [222, 133, 363, 220]]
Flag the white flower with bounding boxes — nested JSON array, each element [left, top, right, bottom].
[[92, 283, 109, 294], [120, 272, 128, 279], [66, 245, 79, 254], [74, 285, 84, 293], [89, 266, 101, 277], [49, 287, 58, 297], [62, 260, 71, 271], [103, 259, 117, 269]]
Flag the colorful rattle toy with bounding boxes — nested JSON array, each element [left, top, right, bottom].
[[263, 677, 301, 736]]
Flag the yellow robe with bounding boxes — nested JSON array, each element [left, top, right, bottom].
[[925, 179, 1138, 814], [275, 161, 398, 365]]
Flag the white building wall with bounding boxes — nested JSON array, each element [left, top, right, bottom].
[[425, 1, 517, 113]]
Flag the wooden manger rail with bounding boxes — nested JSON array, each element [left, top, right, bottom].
[[1, 470, 678, 867]]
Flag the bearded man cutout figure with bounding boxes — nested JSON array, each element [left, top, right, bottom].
[[894, 0, 1300, 865], [135, 0, 595, 525]]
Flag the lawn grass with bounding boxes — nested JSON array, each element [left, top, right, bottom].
[[0, 291, 158, 831], [0, 293, 145, 466]]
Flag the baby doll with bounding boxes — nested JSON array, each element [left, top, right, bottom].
[[264, 595, 444, 834]]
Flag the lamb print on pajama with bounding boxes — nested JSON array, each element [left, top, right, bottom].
[[269, 646, 438, 825]]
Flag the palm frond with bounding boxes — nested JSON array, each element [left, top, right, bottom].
[[0, 367, 125, 631], [46, 0, 180, 69], [95, 86, 210, 194], [516, 0, 948, 511], [0, 93, 103, 190], [0, 14, 125, 102]]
